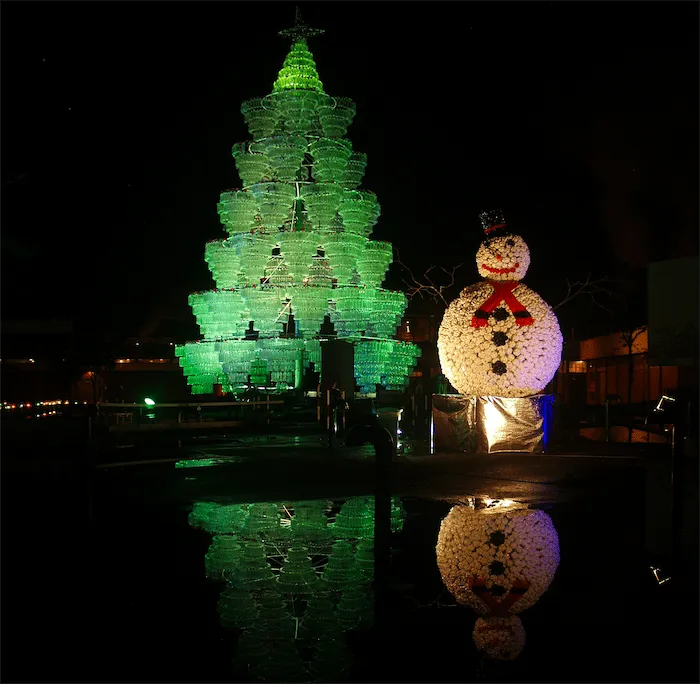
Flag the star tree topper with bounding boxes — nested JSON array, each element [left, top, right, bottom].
[[279, 7, 325, 41]]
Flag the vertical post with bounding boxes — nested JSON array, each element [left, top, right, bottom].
[[340, 390, 346, 432], [294, 350, 303, 391], [327, 390, 334, 449], [373, 426, 394, 637], [345, 421, 396, 642], [605, 398, 610, 443], [424, 395, 428, 435], [87, 415, 93, 522], [410, 395, 415, 435], [603, 359, 608, 403], [670, 424, 682, 571], [646, 448, 673, 562], [670, 425, 676, 459], [676, 393, 695, 572]]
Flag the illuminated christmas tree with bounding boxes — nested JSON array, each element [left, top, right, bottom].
[[175, 11, 420, 395]]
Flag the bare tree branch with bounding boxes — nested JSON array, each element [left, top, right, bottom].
[[617, 324, 648, 353], [396, 253, 620, 315], [552, 273, 621, 311], [395, 249, 462, 307]]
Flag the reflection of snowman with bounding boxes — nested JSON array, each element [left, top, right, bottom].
[[435, 500, 560, 661], [438, 210, 563, 397]]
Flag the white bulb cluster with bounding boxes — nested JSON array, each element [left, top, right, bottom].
[[438, 229, 563, 399], [472, 615, 526, 661], [438, 283, 562, 397], [476, 234, 530, 282], [435, 504, 559, 615]]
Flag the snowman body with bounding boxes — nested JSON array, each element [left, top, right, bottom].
[[438, 230, 562, 398]]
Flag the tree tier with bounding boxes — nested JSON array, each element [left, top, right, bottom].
[[175, 337, 421, 396], [241, 93, 356, 141], [218, 181, 377, 235], [205, 233, 391, 289], [188, 284, 407, 340]]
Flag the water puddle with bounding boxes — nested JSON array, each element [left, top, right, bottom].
[[83, 483, 696, 683]]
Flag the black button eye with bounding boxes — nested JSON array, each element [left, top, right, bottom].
[[506, 239, 515, 247]]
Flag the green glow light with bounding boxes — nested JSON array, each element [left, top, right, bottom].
[[191, 496, 404, 680], [273, 40, 325, 93], [144, 397, 155, 406], [176, 457, 230, 470], [176, 27, 420, 397]]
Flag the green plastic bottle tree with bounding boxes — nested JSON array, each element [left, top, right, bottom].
[[175, 11, 420, 395]]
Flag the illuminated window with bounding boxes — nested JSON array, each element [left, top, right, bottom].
[[568, 361, 587, 374]]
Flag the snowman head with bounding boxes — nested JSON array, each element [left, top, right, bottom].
[[473, 615, 526, 661], [476, 210, 530, 281]]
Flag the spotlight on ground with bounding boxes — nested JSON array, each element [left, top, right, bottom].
[[650, 565, 671, 586]]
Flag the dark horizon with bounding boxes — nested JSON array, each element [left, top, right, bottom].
[[2, 1, 698, 341]]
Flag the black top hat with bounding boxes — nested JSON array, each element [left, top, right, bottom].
[[479, 209, 508, 236]]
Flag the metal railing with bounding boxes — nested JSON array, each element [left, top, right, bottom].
[[96, 398, 285, 432]]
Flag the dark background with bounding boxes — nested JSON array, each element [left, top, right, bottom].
[[2, 1, 698, 341]]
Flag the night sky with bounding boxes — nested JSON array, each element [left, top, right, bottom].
[[2, 1, 697, 342]]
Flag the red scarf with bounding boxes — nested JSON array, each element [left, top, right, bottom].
[[468, 577, 531, 617], [470, 280, 533, 328]]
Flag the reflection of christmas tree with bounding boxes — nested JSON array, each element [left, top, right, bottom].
[[309, 628, 353, 682], [189, 493, 405, 682], [277, 546, 320, 593], [190, 502, 248, 534], [256, 591, 297, 639], [237, 541, 278, 591], [297, 595, 338, 640], [241, 502, 286, 541], [217, 587, 257, 630], [289, 500, 333, 548], [319, 540, 362, 590], [205, 535, 243, 581], [175, 12, 420, 396], [332, 496, 406, 539], [337, 586, 373, 630]]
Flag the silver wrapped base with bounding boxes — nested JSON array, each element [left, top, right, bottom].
[[432, 394, 554, 453]]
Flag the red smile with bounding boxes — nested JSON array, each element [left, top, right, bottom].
[[482, 263, 519, 274]]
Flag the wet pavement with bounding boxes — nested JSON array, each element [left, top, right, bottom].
[[1, 430, 697, 683], [90, 434, 654, 509]]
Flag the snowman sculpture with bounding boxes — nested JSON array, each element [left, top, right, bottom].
[[438, 211, 562, 398], [436, 501, 560, 661]]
